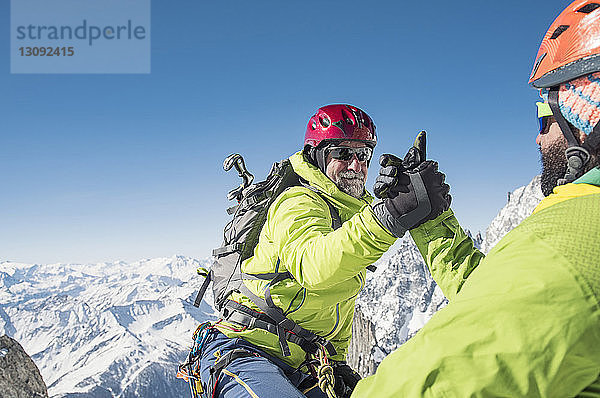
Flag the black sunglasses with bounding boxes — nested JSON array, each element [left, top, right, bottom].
[[328, 146, 373, 162]]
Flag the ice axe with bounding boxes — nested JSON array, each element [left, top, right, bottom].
[[223, 153, 254, 201]]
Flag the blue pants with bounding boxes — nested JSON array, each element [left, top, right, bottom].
[[199, 329, 327, 398]]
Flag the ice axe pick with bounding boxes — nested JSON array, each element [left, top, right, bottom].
[[223, 154, 254, 201]]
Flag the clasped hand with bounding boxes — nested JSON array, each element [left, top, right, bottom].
[[371, 131, 451, 237]]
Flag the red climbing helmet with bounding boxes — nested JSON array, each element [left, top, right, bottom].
[[529, 0, 600, 88], [304, 104, 377, 148]]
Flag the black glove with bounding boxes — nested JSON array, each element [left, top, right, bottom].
[[403, 130, 427, 170], [373, 153, 410, 199], [374, 131, 427, 199], [372, 161, 451, 237], [332, 361, 361, 398]]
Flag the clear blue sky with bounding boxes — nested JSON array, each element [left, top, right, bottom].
[[0, 1, 568, 264]]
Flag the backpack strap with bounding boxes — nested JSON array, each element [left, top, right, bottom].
[[323, 197, 342, 230], [240, 271, 292, 280], [193, 272, 212, 307], [212, 243, 244, 257], [298, 180, 342, 230]]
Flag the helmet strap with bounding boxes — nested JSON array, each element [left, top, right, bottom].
[[308, 141, 373, 176], [304, 145, 331, 175], [548, 86, 582, 147], [548, 86, 591, 184], [316, 146, 329, 174]]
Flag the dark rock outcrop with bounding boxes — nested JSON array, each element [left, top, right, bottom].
[[0, 335, 48, 398]]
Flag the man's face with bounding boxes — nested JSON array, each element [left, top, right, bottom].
[[536, 117, 587, 196], [325, 141, 369, 198]]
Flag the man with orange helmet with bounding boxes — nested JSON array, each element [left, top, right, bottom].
[[530, 1, 600, 193], [352, 1, 600, 397], [193, 104, 450, 397]]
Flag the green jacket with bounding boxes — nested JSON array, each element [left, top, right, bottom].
[[353, 167, 600, 398], [215, 151, 396, 367]]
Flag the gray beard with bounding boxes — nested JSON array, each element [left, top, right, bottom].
[[540, 140, 568, 197], [334, 170, 365, 198]]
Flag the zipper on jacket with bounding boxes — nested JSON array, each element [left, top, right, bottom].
[[284, 288, 306, 315], [349, 272, 365, 300], [323, 303, 340, 338]]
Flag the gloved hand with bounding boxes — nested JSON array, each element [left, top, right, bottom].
[[373, 131, 427, 199], [372, 133, 451, 237], [373, 153, 410, 199], [332, 361, 361, 398]]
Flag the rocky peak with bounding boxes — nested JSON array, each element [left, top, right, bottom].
[[482, 175, 544, 253], [0, 335, 48, 398]]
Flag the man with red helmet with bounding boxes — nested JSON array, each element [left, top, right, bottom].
[[194, 104, 451, 397], [352, 1, 600, 397]]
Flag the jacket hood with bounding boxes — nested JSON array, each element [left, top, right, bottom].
[[574, 166, 600, 186]]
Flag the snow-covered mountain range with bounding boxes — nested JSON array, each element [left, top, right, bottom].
[[0, 256, 216, 397], [0, 176, 544, 397]]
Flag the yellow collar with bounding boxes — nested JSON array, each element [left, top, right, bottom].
[[533, 183, 600, 214]]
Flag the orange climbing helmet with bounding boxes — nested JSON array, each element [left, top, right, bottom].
[[529, 0, 600, 88]]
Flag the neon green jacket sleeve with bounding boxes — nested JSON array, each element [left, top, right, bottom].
[[352, 192, 600, 398], [409, 209, 484, 300]]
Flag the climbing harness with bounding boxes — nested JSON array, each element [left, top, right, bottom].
[[177, 324, 338, 398], [176, 322, 214, 398]]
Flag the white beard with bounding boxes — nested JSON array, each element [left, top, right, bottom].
[[334, 170, 365, 198]]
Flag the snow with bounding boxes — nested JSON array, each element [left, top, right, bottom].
[[482, 175, 544, 253], [357, 237, 448, 359], [0, 255, 216, 397]]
